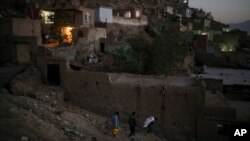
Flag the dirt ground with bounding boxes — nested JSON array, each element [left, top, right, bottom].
[[0, 67, 165, 141]]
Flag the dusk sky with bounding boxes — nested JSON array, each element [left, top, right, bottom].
[[189, 0, 250, 24]]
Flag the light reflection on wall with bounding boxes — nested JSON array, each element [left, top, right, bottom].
[[61, 27, 73, 44]]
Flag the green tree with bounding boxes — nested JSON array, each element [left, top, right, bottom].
[[112, 36, 151, 74], [112, 25, 186, 75], [150, 24, 186, 74]]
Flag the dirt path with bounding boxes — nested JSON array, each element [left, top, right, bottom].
[[0, 67, 165, 141]]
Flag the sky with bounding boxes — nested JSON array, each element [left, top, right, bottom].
[[189, 0, 250, 24]]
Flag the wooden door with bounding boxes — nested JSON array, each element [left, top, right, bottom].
[[16, 44, 30, 64]]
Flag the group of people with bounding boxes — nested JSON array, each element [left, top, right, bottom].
[[86, 54, 98, 64], [112, 112, 157, 138]]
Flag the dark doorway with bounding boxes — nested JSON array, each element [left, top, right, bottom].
[[47, 64, 60, 85], [100, 43, 105, 53]]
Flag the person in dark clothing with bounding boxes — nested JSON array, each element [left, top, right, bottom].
[[128, 112, 137, 137], [146, 120, 155, 134]]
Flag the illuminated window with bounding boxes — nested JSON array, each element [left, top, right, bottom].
[[40, 10, 54, 24], [124, 11, 131, 18], [135, 10, 141, 18]]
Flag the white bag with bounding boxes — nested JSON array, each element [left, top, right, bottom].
[[143, 116, 155, 128]]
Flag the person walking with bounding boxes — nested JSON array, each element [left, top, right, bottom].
[[128, 112, 137, 137], [112, 112, 121, 137], [143, 116, 157, 134]]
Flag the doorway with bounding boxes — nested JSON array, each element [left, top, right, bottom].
[[100, 43, 105, 53], [47, 64, 60, 85], [16, 44, 31, 64]]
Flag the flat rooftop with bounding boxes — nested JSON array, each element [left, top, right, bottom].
[[109, 73, 199, 87], [200, 67, 250, 86]]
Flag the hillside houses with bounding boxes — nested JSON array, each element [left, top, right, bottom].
[[1, 1, 250, 141], [1, 0, 248, 65]]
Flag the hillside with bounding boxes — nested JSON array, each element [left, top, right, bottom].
[[230, 20, 250, 35], [0, 67, 164, 141]]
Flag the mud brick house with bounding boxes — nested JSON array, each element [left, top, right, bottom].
[[39, 0, 95, 44], [0, 17, 41, 65]]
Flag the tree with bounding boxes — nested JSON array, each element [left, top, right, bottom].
[[149, 24, 186, 74], [112, 24, 186, 75], [112, 37, 151, 74]]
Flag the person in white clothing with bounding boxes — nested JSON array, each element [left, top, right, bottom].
[[143, 116, 157, 134]]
